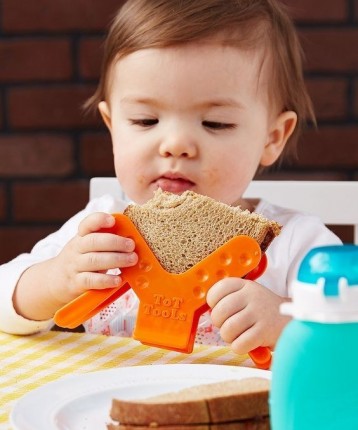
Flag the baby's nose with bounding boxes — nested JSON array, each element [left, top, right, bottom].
[[159, 136, 197, 158]]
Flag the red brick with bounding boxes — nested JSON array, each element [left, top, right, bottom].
[[301, 29, 358, 72], [0, 226, 57, 264], [0, 134, 74, 176], [79, 37, 104, 80], [0, 185, 6, 221], [80, 132, 115, 176], [0, 39, 72, 82], [2, 0, 123, 33], [305, 78, 348, 120], [13, 181, 89, 222], [0, 99, 3, 129], [283, 0, 347, 22], [8, 85, 100, 129], [328, 226, 354, 244], [291, 126, 358, 168]]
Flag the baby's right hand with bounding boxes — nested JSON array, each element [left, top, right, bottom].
[[51, 212, 138, 304]]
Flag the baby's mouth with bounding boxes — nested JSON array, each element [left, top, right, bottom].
[[154, 175, 195, 193]]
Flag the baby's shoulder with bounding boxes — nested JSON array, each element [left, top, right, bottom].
[[256, 199, 323, 229]]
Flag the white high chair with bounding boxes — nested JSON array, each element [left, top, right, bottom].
[[89, 178, 358, 244]]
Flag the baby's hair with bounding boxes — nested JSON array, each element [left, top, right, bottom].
[[86, 0, 315, 159]]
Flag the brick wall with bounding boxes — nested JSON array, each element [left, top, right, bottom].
[[0, 0, 357, 263]]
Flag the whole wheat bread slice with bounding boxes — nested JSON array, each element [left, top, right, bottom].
[[109, 378, 270, 427], [124, 189, 281, 274]]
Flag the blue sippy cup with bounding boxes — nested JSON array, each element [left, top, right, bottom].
[[270, 245, 358, 430]]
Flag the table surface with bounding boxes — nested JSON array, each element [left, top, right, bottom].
[[0, 330, 252, 429]]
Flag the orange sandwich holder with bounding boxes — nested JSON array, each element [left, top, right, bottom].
[[54, 214, 272, 369]]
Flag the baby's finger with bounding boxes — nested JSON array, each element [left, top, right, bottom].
[[219, 309, 254, 344], [78, 251, 138, 272], [210, 291, 246, 328], [79, 232, 135, 254], [73, 272, 122, 294], [230, 324, 264, 356], [206, 277, 246, 308], [78, 212, 115, 237]]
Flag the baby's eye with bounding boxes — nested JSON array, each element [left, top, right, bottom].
[[202, 121, 236, 130], [130, 119, 158, 127]]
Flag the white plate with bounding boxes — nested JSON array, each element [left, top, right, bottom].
[[10, 363, 270, 430]]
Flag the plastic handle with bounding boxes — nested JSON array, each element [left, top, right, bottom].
[[249, 346, 272, 370], [54, 214, 272, 367]]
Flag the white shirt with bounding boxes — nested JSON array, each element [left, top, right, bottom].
[[0, 195, 341, 337]]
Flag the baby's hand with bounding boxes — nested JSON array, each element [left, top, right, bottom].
[[206, 278, 291, 355], [51, 212, 138, 303]]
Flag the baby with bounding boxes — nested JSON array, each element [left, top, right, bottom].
[[0, 0, 340, 356]]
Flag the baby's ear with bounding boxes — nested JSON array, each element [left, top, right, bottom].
[[98, 101, 112, 131], [260, 111, 297, 166]]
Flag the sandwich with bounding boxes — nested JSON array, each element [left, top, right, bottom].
[[107, 377, 270, 429], [124, 189, 281, 274]]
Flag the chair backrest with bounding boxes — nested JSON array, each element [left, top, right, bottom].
[[90, 177, 128, 201], [90, 177, 358, 244]]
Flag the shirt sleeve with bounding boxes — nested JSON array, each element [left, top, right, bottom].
[[0, 194, 128, 335], [284, 215, 342, 296], [254, 200, 342, 298], [258, 208, 342, 297]]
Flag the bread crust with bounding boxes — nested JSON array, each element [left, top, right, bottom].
[[124, 190, 281, 274], [108, 416, 270, 429], [110, 378, 270, 427]]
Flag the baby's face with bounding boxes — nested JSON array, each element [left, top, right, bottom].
[[101, 42, 287, 205]]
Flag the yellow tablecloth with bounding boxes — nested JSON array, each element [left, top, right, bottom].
[[0, 330, 251, 429]]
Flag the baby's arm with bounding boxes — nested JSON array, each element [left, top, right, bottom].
[[13, 212, 138, 322], [206, 278, 291, 354]]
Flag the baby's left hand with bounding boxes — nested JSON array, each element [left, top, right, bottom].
[[206, 278, 291, 354]]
